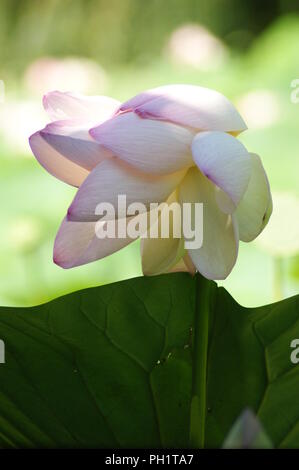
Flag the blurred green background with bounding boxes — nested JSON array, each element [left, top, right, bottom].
[[0, 0, 299, 307]]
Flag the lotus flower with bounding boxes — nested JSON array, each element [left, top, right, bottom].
[[29, 85, 272, 279]]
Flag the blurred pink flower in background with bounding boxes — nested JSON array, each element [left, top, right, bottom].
[[24, 57, 107, 96], [237, 90, 280, 129], [0, 57, 108, 156], [166, 24, 228, 70]]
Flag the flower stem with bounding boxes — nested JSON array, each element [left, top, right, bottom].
[[189, 273, 211, 448]]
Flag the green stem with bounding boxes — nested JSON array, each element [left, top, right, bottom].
[[189, 273, 211, 449]]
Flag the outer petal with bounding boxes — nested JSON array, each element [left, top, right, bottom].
[[179, 167, 239, 280], [29, 131, 89, 187], [192, 131, 251, 212], [118, 84, 247, 133], [30, 92, 120, 184], [236, 153, 272, 242], [67, 158, 186, 222], [141, 237, 185, 275], [90, 111, 194, 174], [53, 216, 134, 269], [43, 91, 120, 122], [40, 120, 113, 171], [141, 191, 185, 275]]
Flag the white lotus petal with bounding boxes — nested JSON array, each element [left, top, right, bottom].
[[179, 167, 239, 280], [30, 92, 119, 183], [53, 216, 134, 269], [40, 120, 113, 171], [118, 84, 247, 133], [168, 253, 196, 275], [68, 158, 186, 222], [90, 111, 194, 174], [43, 91, 120, 122], [141, 236, 185, 276], [236, 153, 272, 242], [192, 131, 251, 211], [29, 131, 88, 187], [141, 191, 185, 275]]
